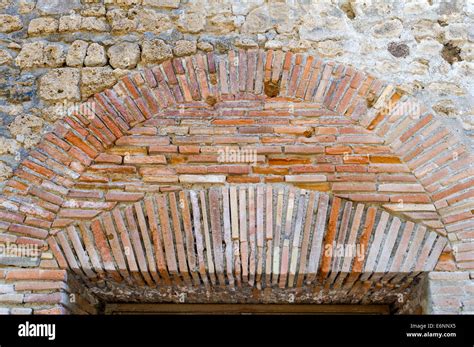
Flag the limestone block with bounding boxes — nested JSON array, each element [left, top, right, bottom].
[[39, 68, 80, 101], [107, 42, 140, 69]]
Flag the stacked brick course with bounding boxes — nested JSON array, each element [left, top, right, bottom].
[[0, 50, 472, 314]]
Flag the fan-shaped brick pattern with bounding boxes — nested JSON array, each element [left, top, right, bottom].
[[0, 49, 472, 314], [49, 186, 445, 294]]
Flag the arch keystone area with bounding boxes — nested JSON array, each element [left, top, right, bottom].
[[0, 50, 472, 314]]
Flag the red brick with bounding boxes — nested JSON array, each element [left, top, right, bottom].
[[332, 182, 376, 191], [58, 209, 101, 219], [95, 153, 122, 164], [89, 164, 136, 174], [8, 224, 48, 239], [290, 165, 335, 173], [105, 191, 144, 202], [325, 145, 352, 155], [29, 187, 64, 206], [6, 269, 67, 281], [115, 136, 169, 146], [24, 292, 65, 304], [284, 145, 324, 154], [178, 145, 199, 154], [269, 158, 311, 165], [0, 210, 25, 224], [253, 167, 289, 175], [226, 176, 260, 184], [124, 155, 166, 164]]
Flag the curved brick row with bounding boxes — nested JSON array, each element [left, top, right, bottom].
[[48, 186, 446, 292], [0, 50, 471, 271]]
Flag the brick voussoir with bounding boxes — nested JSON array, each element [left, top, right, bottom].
[[0, 51, 469, 283]]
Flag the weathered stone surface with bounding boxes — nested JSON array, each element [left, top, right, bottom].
[[316, 40, 344, 57], [299, 4, 348, 41], [412, 20, 441, 41], [243, 2, 300, 34], [177, 11, 205, 33], [0, 137, 19, 155], [143, 0, 180, 8], [58, 14, 82, 32], [232, 0, 264, 16], [0, 15, 23, 33], [15, 42, 65, 69], [208, 13, 236, 34], [197, 41, 213, 52], [106, 9, 136, 34], [136, 9, 173, 33], [173, 40, 197, 57], [0, 161, 13, 182], [372, 19, 404, 38], [141, 39, 173, 64], [9, 114, 44, 149], [0, 0, 11, 10], [66, 40, 88, 67], [19, 0, 35, 14], [0, 49, 12, 65], [27, 17, 59, 35], [108, 42, 140, 69], [84, 43, 107, 67], [81, 67, 117, 98], [81, 16, 109, 32], [235, 37, 258, 48], [388, 42, 410, 58], [36, 0, 81, 14], [39, 68, 80, 101]]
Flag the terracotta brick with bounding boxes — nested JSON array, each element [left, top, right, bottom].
[[95, 153, 122, 164], [285, 175, 327, 183], [0, 210, 25, 224], [24, 292, 66, 304], [179, 145, 200, 154], [212, 119, 255, 126], [115, 136, 169, 146], [227, 176, 260, 183], [269, 158, 311, 165], [105, 191, 144, 202], [325, 145, 352, 155], [336, 165, 367, 172], [58, 209, 101, 219], [332, 182, 376, 191], [343, 155, 369, 164], [378, 183, 425, 192], [6, 269, 66, 281], [89, 164, 136, 174], [274, 126, 313, 136], [284, 145, 324, 154], [368, 155, 402, 164], [149, 145, 178, 154], [208, 165, 250, 174], [179, 175, 226, 183], [367, 164, 410, 173], [29, 187, 64, 206], [253, 167, 289, 175], [23, 160, 55, 179], [124, 155, 166, 164], [8, 224, 48, 239]]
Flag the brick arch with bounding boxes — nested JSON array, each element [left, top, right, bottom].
[[0, 50, 472, 303], [49, 186, 445, 302]]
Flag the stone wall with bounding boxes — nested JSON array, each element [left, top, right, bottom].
[[0, 0, 473, 186]]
